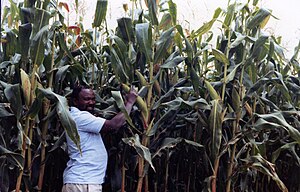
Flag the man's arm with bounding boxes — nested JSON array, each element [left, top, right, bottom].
[[101, 88, 137, 133]]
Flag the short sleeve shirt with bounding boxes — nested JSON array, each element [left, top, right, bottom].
[[63, 107, 107, 184]]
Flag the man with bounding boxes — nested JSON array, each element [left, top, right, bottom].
[[62, 85, 137, 192]]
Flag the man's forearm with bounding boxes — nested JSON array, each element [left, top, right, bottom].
[[125, 100, 135, 114], [101, 100, 136, 133]]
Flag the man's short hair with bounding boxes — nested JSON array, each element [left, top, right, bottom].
[[70, 84, 92, 105]]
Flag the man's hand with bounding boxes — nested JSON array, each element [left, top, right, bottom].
[[125, 86, 138, 104], [102, 86, 138, 134]]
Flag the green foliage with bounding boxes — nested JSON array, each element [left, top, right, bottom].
[[0, 0, 300, 192], [93, 0, 108, 28]]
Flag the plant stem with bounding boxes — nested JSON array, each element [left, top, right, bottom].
[[221, 30, 231, 101], [37, 105, 50, 190], [136, 156, 144, 192], [164, 149, 169, 192], [144, 174, 149, 192], [225, 126, 237, 192], [16, 61, 39, 191], [121, 145, 128, 192], [212, 155, 220, 192], [37, 29, 56, 191], [226, 45, 245, 191], [121, 164, 126, 192], [187, 164, 191, 192], [15, 118, 30, 192]]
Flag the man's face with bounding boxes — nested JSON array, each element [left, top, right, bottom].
[[74, 88, 96, 113]]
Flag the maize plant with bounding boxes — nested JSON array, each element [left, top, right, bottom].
[[0, 0, 299, 192]]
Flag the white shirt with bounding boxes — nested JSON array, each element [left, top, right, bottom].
[[63, 107, 107, 184]]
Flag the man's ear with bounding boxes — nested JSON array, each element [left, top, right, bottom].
[[73, 98, 78, 106]]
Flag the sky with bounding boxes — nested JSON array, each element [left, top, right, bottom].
[[1, 0, 300, 57]]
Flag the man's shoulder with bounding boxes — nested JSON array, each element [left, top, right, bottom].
[[70, 106, 80, 114], [70, 107, 92, 116], [69, 107, 103, 123]]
